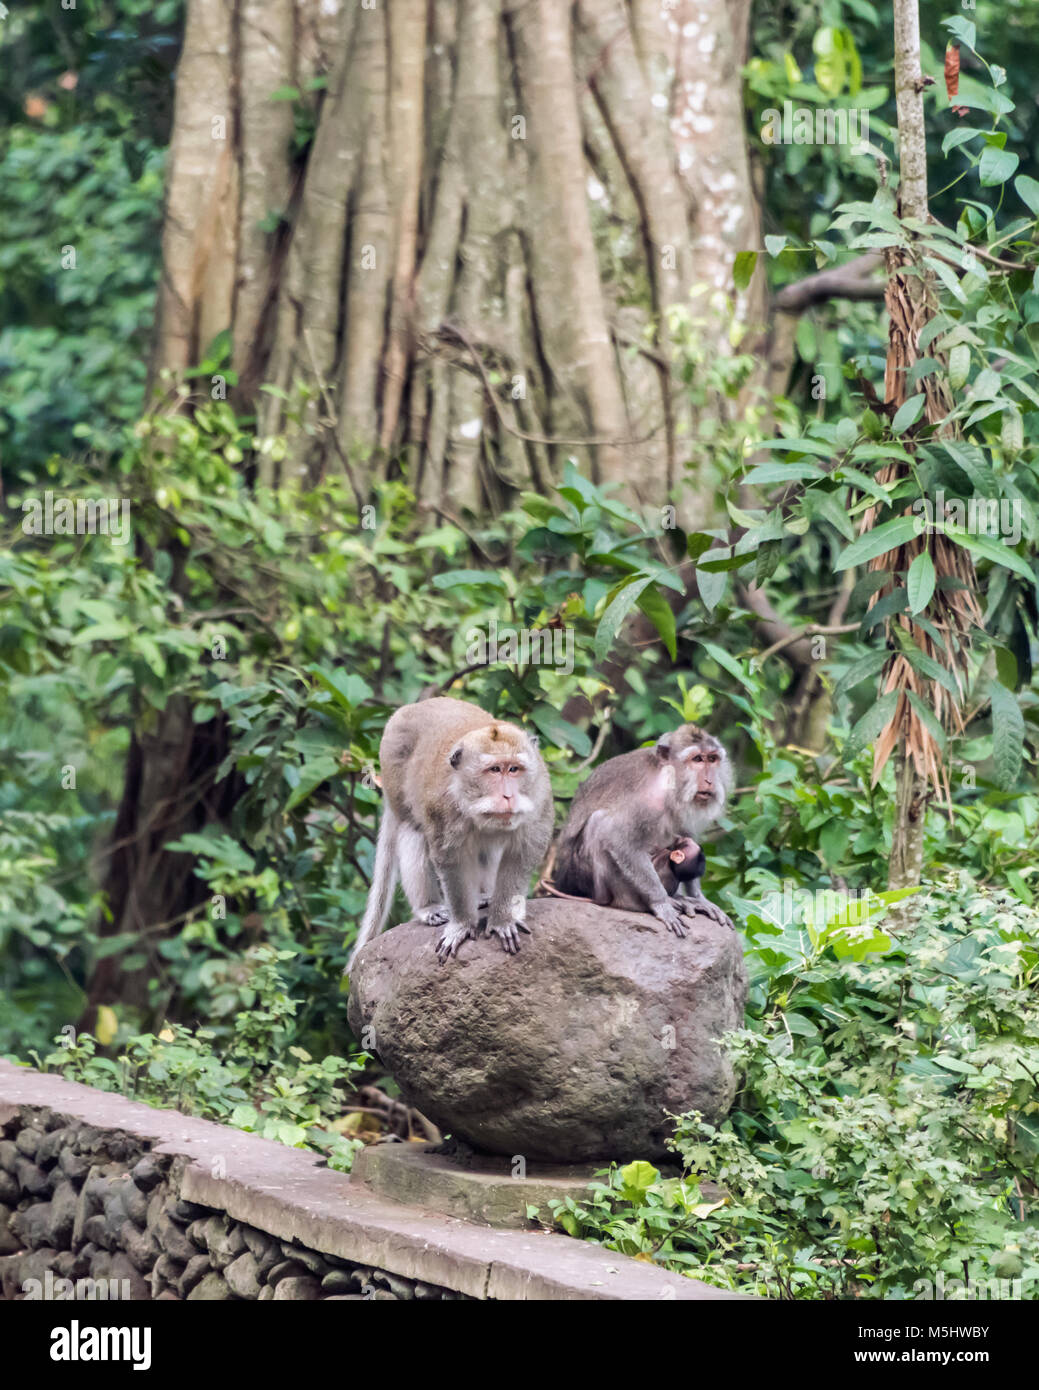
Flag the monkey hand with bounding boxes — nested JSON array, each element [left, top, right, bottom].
[[651, 899, 687, 937], [682, 895, 734, 930], [435, 921, 473, 961], [485, 917, 531, 955], [418, 905, 450, 927]]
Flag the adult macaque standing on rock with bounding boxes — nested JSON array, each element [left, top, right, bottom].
[[348, 697, 553, 967], [554, 726, 733, 933]]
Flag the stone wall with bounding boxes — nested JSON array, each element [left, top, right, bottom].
[[0, 1106, 461, 1301], [0, 1061, 745, 1301]]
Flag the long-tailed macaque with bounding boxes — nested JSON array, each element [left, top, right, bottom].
[[553, 726, 732, 934], [348, 697, 553, 967]]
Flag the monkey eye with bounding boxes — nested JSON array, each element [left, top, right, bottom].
[[487, 764, 502, 774], [508, 765, 520, 774]]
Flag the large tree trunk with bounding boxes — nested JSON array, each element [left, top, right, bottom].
[[87, 0, 762, 1019], [154, 0, 761, 510]]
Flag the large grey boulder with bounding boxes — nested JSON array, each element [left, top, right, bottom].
[[347, 898, 747, 1162]]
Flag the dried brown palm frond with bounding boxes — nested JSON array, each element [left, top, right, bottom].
[[858, 239, 981, 805]]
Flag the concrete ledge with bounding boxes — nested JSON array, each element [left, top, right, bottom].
[[351, 1141, 606, 1230], [0, 1062, 747, 1301], [351, 1142, 724, 1233]]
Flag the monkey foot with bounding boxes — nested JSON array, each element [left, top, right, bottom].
[[652, 900, 687, 937], [685, 898, 734, 930], [435, 922, 473, 961], [418, 905, 450, 927], [485, 920, 530, 955]]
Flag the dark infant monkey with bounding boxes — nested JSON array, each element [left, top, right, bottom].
[[553, 726, 733, 934], [654, 836, 707, 898]]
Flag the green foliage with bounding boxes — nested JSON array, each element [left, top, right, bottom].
[[2, 369, 1036, 1060], [0, 0, 177, 470], [750, 0, 1039, 415], [547, 879, 1039, 1299], [0, 124, 164, 468], [688, 25, 1039, 820], [27, 947, 365, 1171]]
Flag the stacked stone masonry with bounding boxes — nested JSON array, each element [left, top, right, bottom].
[[0, 1107, 462, 1301]]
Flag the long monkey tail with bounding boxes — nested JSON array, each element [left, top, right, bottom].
[[347, 806, 399, 972]]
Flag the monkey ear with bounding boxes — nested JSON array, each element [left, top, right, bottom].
[[527, 732, 540, 749], [449, 745, 464, 769], [655, 732, 673, 760]]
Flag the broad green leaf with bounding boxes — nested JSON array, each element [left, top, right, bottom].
[[891, 393, 925, 434], [942, 126, 986, 156], [431, 569, 507, 590], [922, 255, 967, 305], [1002, 409, 1024, 455], [947, 88, 1014, 118], [733, 250, 758, 291], [594, 575, 652, 662], [528, 705, 591, 758], [901, 646, 961, 698], [308, 665, 374, 710], [1015, 175, 1039, 217], [939, 439, 995, 492], [948, 344, 970, 390], [994, 645, 1018, 691], [686, 531, 716, 561], [70, 621, 132, 644], [835, 465, 892, 503], [744, 461, 827, 486], [845, 690, 898, 757], [978, 145, 1019, 187], [942, 15, 976, 49], [849, 442, 914, 463], [619, 1161, 660, 1200], [755, 437, 834, 457], [834, 515, 921, 570], [989, 680, 1024, 789], [907, 549, 936, 613], [701, 640, 757, 693], [861, 586, 908, 632], [812, 490, 855, 540], [636, 585, 677, 661], [696, 563, 728, 613], [943, 524, 1034, 583], [697, 548, 755, 573], [285, 756, 341, 811], [834, 649, 889, 701]]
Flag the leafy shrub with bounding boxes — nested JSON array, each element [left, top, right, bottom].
[[28, 946, 365, 1171], [548, 878, 1039, 1298]]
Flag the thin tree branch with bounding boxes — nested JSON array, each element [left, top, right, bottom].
[[755, 622, 860, 666], [773, 254, 885, 312]]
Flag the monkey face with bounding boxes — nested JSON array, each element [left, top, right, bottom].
[[685, 739, 726, 807], [658, 726, 729, 815], [448, 723, 539, 826]]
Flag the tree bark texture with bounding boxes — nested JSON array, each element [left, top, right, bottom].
[[153, 0, 762, 515]]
